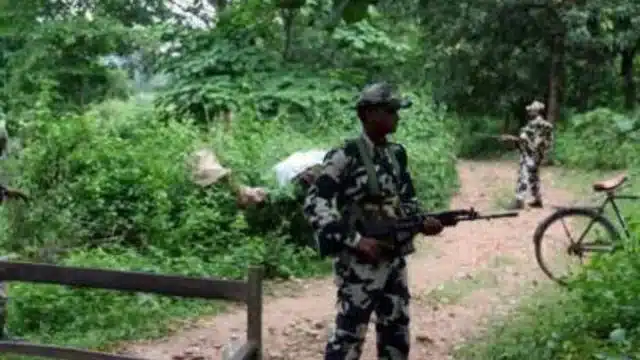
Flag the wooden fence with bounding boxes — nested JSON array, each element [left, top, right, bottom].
[[0, 261, 263, 360]]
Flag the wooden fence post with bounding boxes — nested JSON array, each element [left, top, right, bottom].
[[246, 266, 263, 360], [0, 254, 15, 339]]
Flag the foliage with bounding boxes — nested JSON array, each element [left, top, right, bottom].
[[553, 108, 640, 170], [420, 0, 640, 124], [3, 99, 334, 277], [456, 241, 640, 359], [0, 7, 158, 118], [450, 115, 518, 159], [152, 2, 421, 126]]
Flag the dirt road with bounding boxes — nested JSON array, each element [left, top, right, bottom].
[[122, 160, 578, 359]]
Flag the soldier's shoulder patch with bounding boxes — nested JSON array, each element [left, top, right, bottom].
[[322, 147, 350, 180]]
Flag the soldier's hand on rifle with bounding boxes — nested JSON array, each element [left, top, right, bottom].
[[357, 237, 379, 261], [422, 216, 444, 235]]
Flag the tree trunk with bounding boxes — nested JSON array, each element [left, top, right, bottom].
[[281, 9, 296, 61], [546, 33, 564, 123], [543, 32, 565, 166], [621, 48, 636, 110]]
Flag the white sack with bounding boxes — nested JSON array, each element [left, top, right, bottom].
[[272, 149, 328, 187]]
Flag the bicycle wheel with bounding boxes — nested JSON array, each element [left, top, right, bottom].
[[533, 207, 620, 286]]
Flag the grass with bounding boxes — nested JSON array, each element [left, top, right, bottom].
[[488, 255, 518, 268], [490, 186, 515, 210], [421, 269, 500, 307], [453, 283, 568, 360]]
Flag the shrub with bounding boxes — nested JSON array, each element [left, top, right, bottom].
[[452, 114, 516, 159], [1, 99, 322, 280], [553, 108, 640, 170], [4, 99, 203, 253]]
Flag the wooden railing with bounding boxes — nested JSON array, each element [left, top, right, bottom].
[[0, 261, 263, 360]]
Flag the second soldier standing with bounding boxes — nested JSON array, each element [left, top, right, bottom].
[[505, 100, 554, 209], [303, 82, 449, 360]]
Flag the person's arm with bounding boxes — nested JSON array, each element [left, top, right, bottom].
[[303, 148, 361, 252], [393, 144, 448, 233], [518, 123, 536, 153], [393, 144, 422, 217], [535, 121, 554, 159]]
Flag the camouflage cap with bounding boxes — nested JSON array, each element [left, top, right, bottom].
[[355, 82, 412, 110], [526, 100, 545, 112]]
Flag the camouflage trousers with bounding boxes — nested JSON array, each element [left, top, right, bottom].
[[325, 253, 410, 360], [515, 153, 541, 201]]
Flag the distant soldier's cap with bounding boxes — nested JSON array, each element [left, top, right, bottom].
[[526, 100, 545, 112], [355, 82, 412, 110]]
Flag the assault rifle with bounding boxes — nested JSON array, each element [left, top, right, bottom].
[[359, 207, 519, 252]]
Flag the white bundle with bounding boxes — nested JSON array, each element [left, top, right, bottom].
[[272, 149, 328, 187]]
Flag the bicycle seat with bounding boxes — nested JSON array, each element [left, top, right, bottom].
[[593, 173, 628, 192]]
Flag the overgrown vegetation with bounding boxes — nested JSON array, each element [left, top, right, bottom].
[[0, 0, 459, 352], [2, 0, 640, 357]]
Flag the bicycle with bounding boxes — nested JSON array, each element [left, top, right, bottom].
[[533, 172, 639, 286]]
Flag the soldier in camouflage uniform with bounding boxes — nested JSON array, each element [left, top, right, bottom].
[[506, 100, 554, 210], [303, 82, 447, 360]]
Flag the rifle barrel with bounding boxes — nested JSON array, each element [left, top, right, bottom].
[[476, 211, 519, 219]]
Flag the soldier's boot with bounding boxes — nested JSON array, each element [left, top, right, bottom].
[[505, 199, 524, 210], [529, 198, 543, 208]]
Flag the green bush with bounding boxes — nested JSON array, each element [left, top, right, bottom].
[[4, 99, 203, 252], [452, 115, 517, 159], [456, 240, 640, 360], [553, 108, 640, 170], [1, 99, 323, 279]]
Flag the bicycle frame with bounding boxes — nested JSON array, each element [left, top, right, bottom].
[[577, 190, 640, 240]]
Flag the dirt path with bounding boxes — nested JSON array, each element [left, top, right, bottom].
[[122, 160, 579, 360]]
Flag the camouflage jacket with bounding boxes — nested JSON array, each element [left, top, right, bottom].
[[518, 115, 554, 162], [302, 133, 422, 258]]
